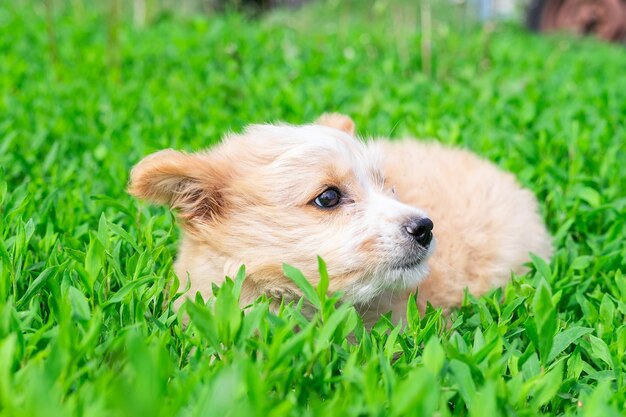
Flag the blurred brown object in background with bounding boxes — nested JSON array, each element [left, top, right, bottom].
[[213, 0, 309, 12], [527, 0, 626, 42]]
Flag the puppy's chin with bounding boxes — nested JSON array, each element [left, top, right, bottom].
[[346, 263, 429, 305]]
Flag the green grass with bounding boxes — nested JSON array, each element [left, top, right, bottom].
[[2, 1, 626, 415]]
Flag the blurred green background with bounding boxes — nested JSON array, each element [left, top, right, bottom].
[[1, 0, 626, 415]]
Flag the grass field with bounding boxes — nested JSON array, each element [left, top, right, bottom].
[[1, 1, 626, 415]]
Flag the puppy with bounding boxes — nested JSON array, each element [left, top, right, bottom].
[[129, 114, 552, 324]]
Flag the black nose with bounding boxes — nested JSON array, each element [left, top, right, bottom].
[[404, 217, 434, 247]]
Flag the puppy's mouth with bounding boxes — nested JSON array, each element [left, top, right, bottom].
[[391, 256, 425, 270], [390, 239, 435, 271]]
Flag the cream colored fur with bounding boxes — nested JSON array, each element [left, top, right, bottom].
[[129, 113, 552, 324]]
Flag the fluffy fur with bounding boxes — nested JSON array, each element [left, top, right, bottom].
[[129, 113, 552, 324]]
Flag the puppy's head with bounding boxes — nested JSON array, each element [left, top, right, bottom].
[[129, 114, 434, 305]]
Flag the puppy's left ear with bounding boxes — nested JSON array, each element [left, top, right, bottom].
[[315, 113, 356, 135]]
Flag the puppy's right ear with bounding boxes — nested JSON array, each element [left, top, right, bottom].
[[315, 113, 356, 135], [128, 149, 226, 222]]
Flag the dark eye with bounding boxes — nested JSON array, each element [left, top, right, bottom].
[[314, 188, 341, 208]]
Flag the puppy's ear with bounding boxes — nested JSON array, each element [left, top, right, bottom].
[[128, 149, 226, 221], [315, 113, 356, 135]]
